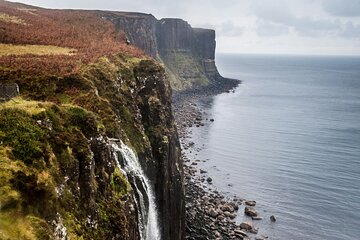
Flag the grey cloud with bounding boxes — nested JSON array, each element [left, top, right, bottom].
[[340, 22, 360, 38], [292, 17, 340, 37], [251, 0, 342, 37], [218, 20, 244, 37], [251, 0, 295, 25], [256, 20, 289, 37], [322, 0, 360, 17]]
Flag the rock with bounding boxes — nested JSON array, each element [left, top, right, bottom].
[[208, 208, 218, 218], [255, 236, 268, 240], [234, 229, 248, 237], [244, 206, 258, 217], [229, 202, 239, 211], [245, 200, 256, 206], [215, 231, 221, 237], [252, 216, 263, 220], [270, 215, 276, 222], [221, 204, 234, 213], [250, 228, 258, 234], [210, 118, 214, 122], [200, 169, 207, 174], [239, 221, 253, 231], [206, 177, 212, 183]]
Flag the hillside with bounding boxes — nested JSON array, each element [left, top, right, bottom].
[[0, 1, 183, 239]]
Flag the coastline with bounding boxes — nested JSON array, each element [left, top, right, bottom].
[[173, 78, 270, 240]]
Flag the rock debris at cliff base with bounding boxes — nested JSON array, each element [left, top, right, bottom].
[[173, 84, 271, 240]]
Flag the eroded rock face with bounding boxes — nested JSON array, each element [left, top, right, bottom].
[[100, 12, 158, 58], [105, 13, 224, 91], [134, 60, 185, 240]]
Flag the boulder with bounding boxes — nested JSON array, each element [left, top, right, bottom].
[[208, 208, 218, 218], [244, 206, 258, 217], [239, 221, 253, 231], [245, 200, 256, 206]]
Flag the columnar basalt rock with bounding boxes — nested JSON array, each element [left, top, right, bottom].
[[105, 13, 226, 91]]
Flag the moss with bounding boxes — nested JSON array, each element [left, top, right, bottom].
[[111, 167, 131, 197], [0, 211, 37, 240], [27, 216, 52, 240], [0, 108, 46, 164], [0, 97, 51, 115], [159, 50, 209, 89]]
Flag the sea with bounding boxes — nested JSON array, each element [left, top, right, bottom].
[[187, 54, 360, 240]]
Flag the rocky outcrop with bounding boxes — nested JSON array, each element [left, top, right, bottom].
[[0, 55, 184, 240], [103, 13, 227, 91], [100, 12, 158, 58]]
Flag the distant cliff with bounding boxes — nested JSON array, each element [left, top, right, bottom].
[[100, 12, 223, 91]]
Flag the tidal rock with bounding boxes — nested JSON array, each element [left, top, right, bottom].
[[239, 221, 253, 231], [210, 118, 215, 122], [209, 208, 218, 218], [255, 236, 268, 240], [200, 169, 207, 174], [252, 216, 263, 221], [206, 177, 213, 183], [270, 215, 276, 222], [244, 206, 258, 217], [234, 229, 248, 237], [245, 200, 256, 206], [221, 204, 235, 213]]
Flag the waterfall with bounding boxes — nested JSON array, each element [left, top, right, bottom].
[[111, 141, 161, 240]]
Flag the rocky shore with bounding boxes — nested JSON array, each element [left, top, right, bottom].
[[173, 78, 271, 240]]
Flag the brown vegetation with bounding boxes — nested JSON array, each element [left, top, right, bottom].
[[0, 0, 144, 76]]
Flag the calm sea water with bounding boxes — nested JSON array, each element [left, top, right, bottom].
[[188, 54, 360, 240]]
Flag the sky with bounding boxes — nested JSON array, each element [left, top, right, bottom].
[[9, 0, 360, 55]]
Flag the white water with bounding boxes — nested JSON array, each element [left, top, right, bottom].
[[111, 141, 161, 240]]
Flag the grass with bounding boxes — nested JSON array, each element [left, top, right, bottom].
[[0, 12, 26, 25], [0, 211, 37, 240], [0, 97, 51, 115], [0, 44, 76, 56], [0, 1, 144, 76]]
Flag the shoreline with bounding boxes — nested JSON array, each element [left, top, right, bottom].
[[173, 78, 270, 240]]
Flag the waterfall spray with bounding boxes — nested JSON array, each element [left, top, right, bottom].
[[111, 141, 161, 240]]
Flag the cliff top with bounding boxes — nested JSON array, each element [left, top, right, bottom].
[[0, 0, 144, 76]]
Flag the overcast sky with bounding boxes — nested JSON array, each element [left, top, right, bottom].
[[10, 0, 360, 55]]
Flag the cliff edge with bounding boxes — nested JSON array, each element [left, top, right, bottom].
[[101, 12, 230, 91], [0, 1, 183, 239]]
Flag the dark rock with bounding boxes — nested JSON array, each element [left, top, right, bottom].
[[245, 200, 256, 206], [244, 206, 258, 217], [270, 215, 276, 222], [239, 221, 253, 231], [206, 177, 212, 183]]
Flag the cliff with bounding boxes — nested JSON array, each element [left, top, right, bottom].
[[101, 13, 224, 91], [0, 1, 183, 239]]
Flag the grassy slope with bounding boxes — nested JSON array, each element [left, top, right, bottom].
[[0, 1, 167, 239]]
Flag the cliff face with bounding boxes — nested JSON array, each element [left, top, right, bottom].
[[0, 2, 184, 239], [105, 14, 223, 91], [100, 12, 158, 58]]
